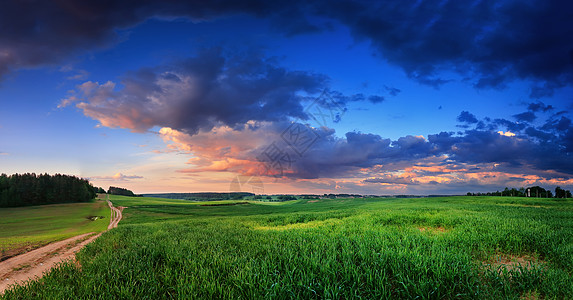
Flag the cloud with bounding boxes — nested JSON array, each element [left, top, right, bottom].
[[367, 95, 385, 104], [158, 122, 279, 175], [62, 48, 384, 134], [77, 100, 572, 195], [62, 49, 330, 133], [497, 131, 516, 137], [433, 107, 573, 176], [90, 173, 143, 181], [2, 1, 571, 98], [0, 1, 326, 80], [492, 118, 527, 132], [457, 111, 478, 123], [513, 111, 536, 122], [542, 116, 571, 132], [90, 93, 573, 186], [384, 85, 401, 97], [228, 106, 572, 181], [528, 101, 554, 112], [315, 0, 573, 94], [363, 175, 419, 186]]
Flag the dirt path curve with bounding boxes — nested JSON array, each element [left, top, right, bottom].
[[107, 198, 124, 230], [0, 197, 124, 294]]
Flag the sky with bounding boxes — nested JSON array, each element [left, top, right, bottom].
[[1, 0, 572, 195]]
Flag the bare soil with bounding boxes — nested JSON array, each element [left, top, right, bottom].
[[484, 253, 545, 273]]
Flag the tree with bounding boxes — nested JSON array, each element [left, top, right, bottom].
[[107, 186, 136, 197], [555, 186, 566, 198], [527, 186, 549, 198]]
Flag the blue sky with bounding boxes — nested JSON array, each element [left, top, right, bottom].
[[1, 0, 572, 195]]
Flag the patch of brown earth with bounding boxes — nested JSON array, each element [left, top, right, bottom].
[[418, 226, 447, 233], [483, 253, 546, 273], [520, 290, 543, 300]]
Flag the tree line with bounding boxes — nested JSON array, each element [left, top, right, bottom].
[[0, 173, 97, 207], [107, 186, 138, 197], [467, 186, 572, 198]]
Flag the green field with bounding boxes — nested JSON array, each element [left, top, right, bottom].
[[3, 195, 573, 299], [0, 200, 110, 260]]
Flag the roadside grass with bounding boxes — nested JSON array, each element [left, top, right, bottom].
[[2, 196, 572, 299], [0, 200, 110, 260]]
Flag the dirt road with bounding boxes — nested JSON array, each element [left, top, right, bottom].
[[107, 198, 124, 230], [0, 198, 124, 294]]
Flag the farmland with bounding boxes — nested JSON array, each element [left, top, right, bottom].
[[0, 200, 110, 261], [2, 195, 573, 299]]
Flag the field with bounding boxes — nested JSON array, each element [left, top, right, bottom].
[[2, 195, 573, 299], [0, 200, 110, 260]]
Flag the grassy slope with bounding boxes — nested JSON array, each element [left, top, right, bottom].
[[3, 195, 573, 299], [0, 200, 110, 259]]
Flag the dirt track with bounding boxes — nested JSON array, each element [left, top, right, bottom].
[[107, 199, 124, 230], [0, 197, 124, 294]]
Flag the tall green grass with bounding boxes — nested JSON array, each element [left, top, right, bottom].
[[3, 196, 572, 299]]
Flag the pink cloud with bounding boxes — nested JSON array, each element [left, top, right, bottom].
[[90, 173, 144, 181]]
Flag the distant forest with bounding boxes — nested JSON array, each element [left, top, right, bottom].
[[143, 192, 253, 201], [467, 186, 572, 198], [0, 173, 97, 207], [107, 186, 138, 197]]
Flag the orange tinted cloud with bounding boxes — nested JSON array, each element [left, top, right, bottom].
[[158, 122, 278, 177]]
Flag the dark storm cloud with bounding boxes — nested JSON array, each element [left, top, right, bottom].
[[316, 0, 573, 94], [428, 129, 573, 176], [280, 124, 572, 180], [3, 0, 572, 97], [435, 107, 573, 174], [282, 105, 573, 179], [430, 130, 527, 166], [0, 0, 312, 79], [281, 130, 436, 179], [63, 48, 383, 134], [63, 48, 327, 133]]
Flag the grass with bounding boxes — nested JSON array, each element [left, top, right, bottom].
[[0, 200, 110, 260], [2, 195, 573, 299]]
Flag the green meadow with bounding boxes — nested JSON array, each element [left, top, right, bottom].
[[0, 200, 110, 260], [3, 195, 573, 299]]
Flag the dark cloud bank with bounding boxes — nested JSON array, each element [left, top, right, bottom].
[[2, 0, 573, 96], [288, 108, 573, 180]]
